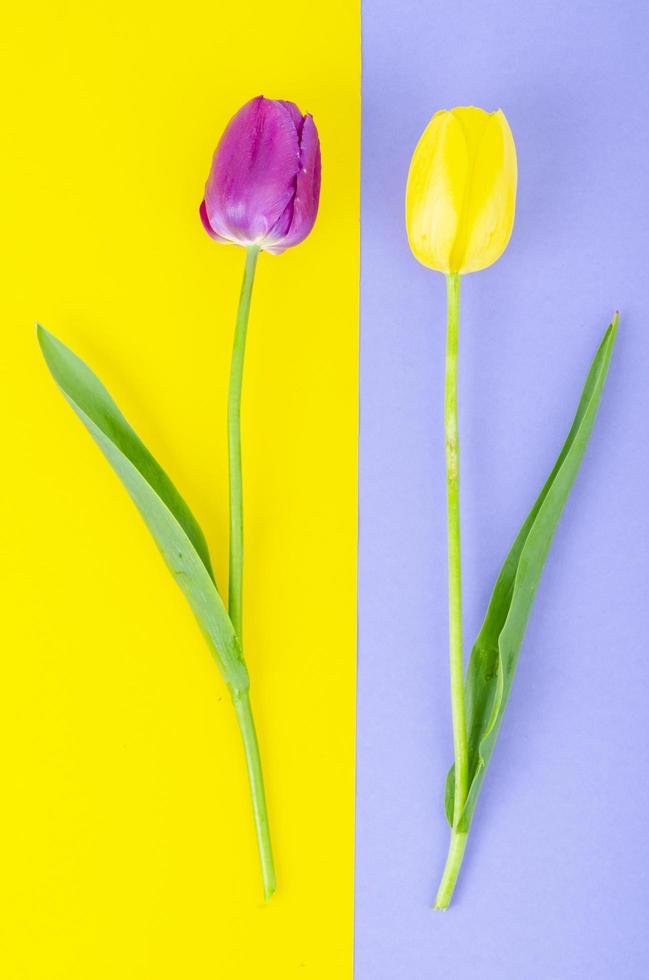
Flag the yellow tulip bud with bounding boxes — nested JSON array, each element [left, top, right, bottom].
[[406, 107, 517, 274]]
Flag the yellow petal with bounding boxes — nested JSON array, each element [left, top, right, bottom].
[[405, 110, 468, 272], [406, 106, 517, 275], [452, 109, 517, 274]]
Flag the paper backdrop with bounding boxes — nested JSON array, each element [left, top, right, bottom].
[[0, 3, 358, 977], [3, 1, 649, 978], [357, 0, 649, 977]]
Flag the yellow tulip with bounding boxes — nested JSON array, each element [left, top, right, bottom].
[[406, 106, 517, 274], [406, 107, 517, 907]]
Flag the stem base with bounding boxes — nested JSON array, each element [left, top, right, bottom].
[[434, 829, 468, 910], [232, 689, 276, 901]]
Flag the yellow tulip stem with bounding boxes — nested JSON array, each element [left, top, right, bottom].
[[436, 271, 469, 908], [434, 827, 468, 910]]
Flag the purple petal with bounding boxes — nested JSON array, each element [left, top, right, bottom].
[[276, 113, 321, 251], [199, 199, 230, 243], [278, 99, 305, 131], [202, 96, 301, 245]]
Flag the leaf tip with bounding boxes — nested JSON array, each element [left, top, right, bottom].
[[35, 322, 54, 352], [605, 312, 619, 356], [599, 312, 619, 357]]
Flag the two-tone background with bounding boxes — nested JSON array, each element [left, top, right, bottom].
[[2, 1, 648, 977]]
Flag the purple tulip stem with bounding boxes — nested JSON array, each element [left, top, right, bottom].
[[232, 688, 276, 901], [227, 244, 276, 900], [228, 245, 259, 640]]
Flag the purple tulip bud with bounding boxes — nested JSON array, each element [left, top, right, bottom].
[[200, 96, 321, 255]]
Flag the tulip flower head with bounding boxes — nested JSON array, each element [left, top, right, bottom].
[[200, 95, 321, 255], [406, 107, 517, 274]]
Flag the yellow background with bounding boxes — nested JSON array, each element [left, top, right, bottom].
[[0, 3, 358, 977]]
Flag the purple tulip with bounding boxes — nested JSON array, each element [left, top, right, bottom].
[[200, 96, 321, 255]]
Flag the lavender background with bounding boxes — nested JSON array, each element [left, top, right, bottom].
[[356, 1, 649, 977]]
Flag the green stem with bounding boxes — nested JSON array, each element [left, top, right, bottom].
[[434, 828, 468, 910], [232, 688, 276, 901], [444, 272, 468, 815], [435, 272, 469, 909], [228, 245, 259, 641], [227, 246, 275, 900]]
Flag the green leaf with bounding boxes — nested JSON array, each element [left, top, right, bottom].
[[445, 316, 618, 832], [37, 324, 248, 694]]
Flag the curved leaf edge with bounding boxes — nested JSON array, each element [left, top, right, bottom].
[[37, 324, 248, 694], [445, 315, 618, 829], [36, 324, 216, 583]]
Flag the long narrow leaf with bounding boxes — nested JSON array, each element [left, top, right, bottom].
[[445, 317, 617, 831], [37, 324, 248, 694]]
